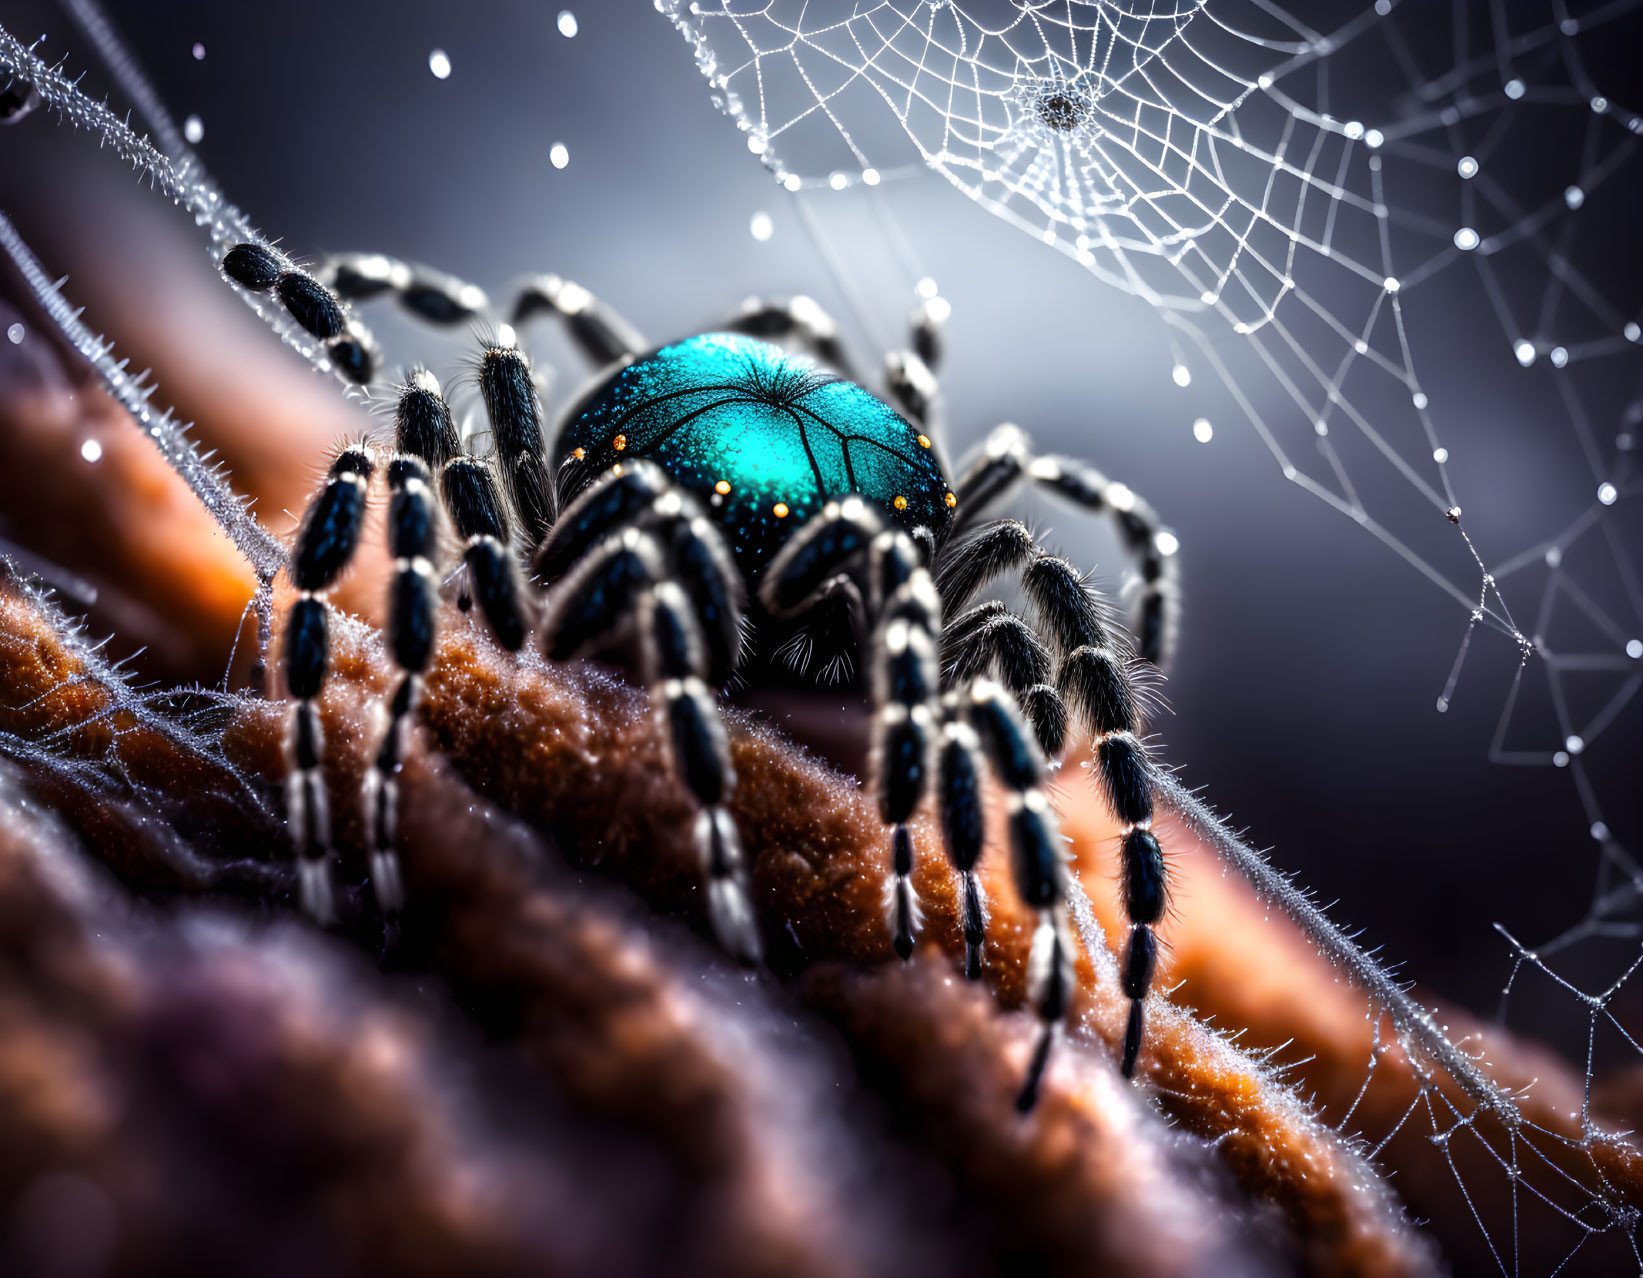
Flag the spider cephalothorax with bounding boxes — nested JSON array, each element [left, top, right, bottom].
[[232, 240, 1179, 1106]]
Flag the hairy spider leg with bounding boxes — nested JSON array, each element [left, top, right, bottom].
[[962, 680, 1075, 1111], [282, 444, 374, 923], [762, 501, 1075, 1107], [221, 243, 379, 384], [358, 454, 441, 915], [760, 500, 947, 963], [940, 593, 1069, 761], [477, 343, 556, 547], [535, 461, 744, 684], [536, 478, 758, 964], [932, 512, 1165, 1076], [948, 424, 1181, 667], [394, 371, 529, 651], [317, 252, 644, 368]]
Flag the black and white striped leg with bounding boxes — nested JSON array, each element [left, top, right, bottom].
[[221, 243, 378, 384], [726, 295, 858, 382], [320, 253, 491, 327], [941, 600, 1066, 762], [536, 462, 745, 683], [946, 424, 1180, 667], [360, 455, 440, 915], [391, 370, 525, 652], [1025, 455, 1180, 669], [539, 511, 758, 963], [763, 503, 948, 963], [511, 274, 645, 367], [283, 444, 374, 922], [1019, 551, 1163, 1079], [964, 680, 1073, 1110], [318, 253, 645, 369]]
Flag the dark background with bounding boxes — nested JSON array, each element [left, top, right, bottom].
[[1, 0, 1639, 1067]]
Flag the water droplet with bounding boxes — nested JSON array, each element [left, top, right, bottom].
[[428, 49, 452, 80], [1504, 78, 1525, 99], [557, 10, 579, 38], [549, 142, 570, 169], [1171, 364, 1191, 388], [191, 42, 206, 60], [1626, 639, 1642, 659], [183, 114, 204, 144], [1454, 227, 1479, 251], [1597, 482, 1617, 505], [1514, 340, 1536, 366], [1192, 418, 1213, 443], [862, 167, 880, 186], [1457, 155, 1479, 179], [749, 211, 773, 241], [1565, 734, 1585, 754], [79, 438, 102, 463], [5, 322, 22, 344], [1433, 447, 1448, 463]]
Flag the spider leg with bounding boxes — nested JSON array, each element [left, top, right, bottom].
[[282, 444, 374, 923], [359, 454, 441, 916], [317, 252, 645, 367], [477, 342, 556, 546], [536, 462, 745, 683], [511, 274, 645, 366], [762, 503, 946, 961], [221, 243, 378, 384], [946, 425, 1180, 666], [1017, 548, 1162, 1081], [883, 295, 947, 429], [394, 371, 528, 651], [940, 603, 1068, 760], [963, 680, 1073, 1111], [725, 295, 859, 383], [539, 520, 759, 964]]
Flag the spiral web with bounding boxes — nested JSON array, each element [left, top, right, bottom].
[[660, 0, 1643, 1271]]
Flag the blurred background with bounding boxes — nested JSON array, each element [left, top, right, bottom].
[[0, 0, 1638, 1068]]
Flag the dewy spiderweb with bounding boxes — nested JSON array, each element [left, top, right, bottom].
[[660, 1, 1643, 1272]]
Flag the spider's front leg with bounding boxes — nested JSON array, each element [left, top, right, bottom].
[[282, 444, 374, 923], [359, 454, 441, 915], [535, 467, 758, 963], [761, 501, 938, 959]]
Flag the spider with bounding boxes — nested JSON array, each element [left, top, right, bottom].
[[219, 237, 1180, 1109]]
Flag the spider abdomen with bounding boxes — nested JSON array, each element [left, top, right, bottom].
[[557, 333, 954, 578]]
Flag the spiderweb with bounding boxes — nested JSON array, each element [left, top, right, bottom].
[[660, 1, 1643, 1272]]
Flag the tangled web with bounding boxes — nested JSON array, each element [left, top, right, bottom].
[[661, 1, 1643, 1272]]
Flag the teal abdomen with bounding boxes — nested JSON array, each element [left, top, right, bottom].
[[557, 333, 954, 577]]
